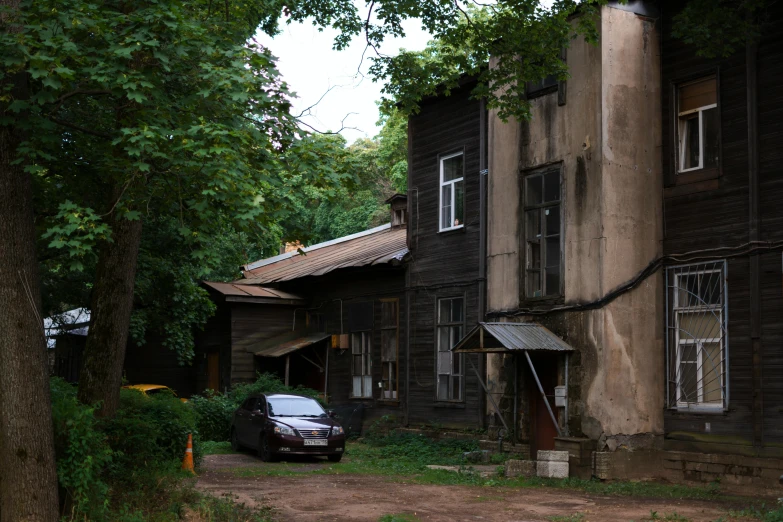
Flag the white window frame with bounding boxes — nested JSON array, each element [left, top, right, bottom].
[[350, 331, 372, 399], [439, 152, 464, 232], [667, 263, 728, 412], [677, 76, 718, 174]]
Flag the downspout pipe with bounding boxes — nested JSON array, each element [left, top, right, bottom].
[[478, 97, 488, 430]]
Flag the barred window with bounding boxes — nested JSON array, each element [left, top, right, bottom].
[[380, 299, 399, 400], [666, 261, 728, 410]]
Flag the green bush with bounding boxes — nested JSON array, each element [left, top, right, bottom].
[[191, 372, 323, 442], [103, 387, 202, 475], [50, 377, 114, 520]]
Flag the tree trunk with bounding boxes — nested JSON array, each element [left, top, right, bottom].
[[0, 5, 61, 516], [77, 209, 142, 417]]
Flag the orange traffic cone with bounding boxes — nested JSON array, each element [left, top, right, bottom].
[[181, 433, 195, 474]]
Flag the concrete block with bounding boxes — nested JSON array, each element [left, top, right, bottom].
[[505, 459, 537, 478], [462, 450, 491, 464], [537, 460, 569, 479], [537, 450, 569, 462]]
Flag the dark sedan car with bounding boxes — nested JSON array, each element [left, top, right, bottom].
[[230, 393, 346, 462]]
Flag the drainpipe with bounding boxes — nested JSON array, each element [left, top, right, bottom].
[[478, 97, 488, 430], [405, 114, 413, 427]]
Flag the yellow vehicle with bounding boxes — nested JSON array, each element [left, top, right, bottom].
[[122, 384, 188, 402]]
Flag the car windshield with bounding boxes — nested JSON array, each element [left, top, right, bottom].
[[267, 397, 325, 417]]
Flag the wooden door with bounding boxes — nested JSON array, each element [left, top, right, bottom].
[[528, 354, 558, 456], [207, 352, 219, 391]]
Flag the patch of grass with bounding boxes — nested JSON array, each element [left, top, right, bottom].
[[469, 494, 506, 503], [548, 514, 585, 522], [378, 514, 420, 522], [719, 503, 783, 521], [194, 493, 275, 522], [646, 510, 691, 521], [201, 441, 236, 455]]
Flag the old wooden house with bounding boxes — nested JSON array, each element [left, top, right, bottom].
[[460, 0, 783, 487]]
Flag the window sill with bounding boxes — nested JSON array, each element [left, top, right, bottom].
[[671, 405, 726, 415], [349, 396, 374, 401], [519, 295, 564, 308], [438, 225, 465, 235], [434, 401, 466, 409], [377, 399, 400, 405]]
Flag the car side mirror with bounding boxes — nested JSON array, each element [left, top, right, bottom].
[[251, 409, 263, 416], [327, 410, 336, 418]]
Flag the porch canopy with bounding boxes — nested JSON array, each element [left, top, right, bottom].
[[451, 322, 573, 439], [452, 322, 574, 354], [245, 330, 330, 358]]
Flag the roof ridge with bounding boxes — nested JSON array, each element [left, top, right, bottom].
[[243, 223, 392, 272]]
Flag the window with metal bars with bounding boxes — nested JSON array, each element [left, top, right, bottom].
[[380, 299, 399, 400], [436, 297, 464, 401], [666, 261, 728, 411], [351, 331, 372, 398]]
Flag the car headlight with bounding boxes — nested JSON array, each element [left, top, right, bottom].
[[274, 425, 295, 436], [331, 426, 344, 436]]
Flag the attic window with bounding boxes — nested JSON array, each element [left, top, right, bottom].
[[677, 76, 719, 173], [392, 208, 406, 227], [526, 74, 558, 99]]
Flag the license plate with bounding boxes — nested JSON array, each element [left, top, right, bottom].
[[304, 439, 327, 446]]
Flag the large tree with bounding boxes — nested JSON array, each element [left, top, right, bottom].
[[0, 2, 60, 521]]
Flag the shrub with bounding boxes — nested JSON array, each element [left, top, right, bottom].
[[102, 387, 202, 476], [191, 372, 323, 442], [50, 378, 114, 519]]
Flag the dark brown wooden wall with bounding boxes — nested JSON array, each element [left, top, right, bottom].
[[230, 303, 300, 384], [124, 332, 195, 397], [193, 300, 231, 394], [277, 266, 407, 427], [660, 0, 783, 450], [406, 81, 485, 428]]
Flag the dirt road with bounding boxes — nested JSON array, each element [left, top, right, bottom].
[[196, 453, 760, 522]]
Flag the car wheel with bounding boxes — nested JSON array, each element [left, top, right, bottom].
[[258, 434, 276, 462], [327, 454, 342, 463], [230, 428, 241, 452]]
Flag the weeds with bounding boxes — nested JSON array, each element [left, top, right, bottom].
[[548, 514, 585, 522], [378, 514, 420, 522], [202, 441, 235, 455], [647, 510, 691, 521]]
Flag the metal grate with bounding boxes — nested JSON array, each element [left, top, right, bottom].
[[665, 261, 728, 410], [297, 428, 331, 439]]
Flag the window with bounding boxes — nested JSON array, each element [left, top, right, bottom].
[[523, 167, 562, 298], [436, 297, 464, 401], [439, 152, 464, 231], [666, 261, 727, 410], [392, 208, 406, 227], [526, 74, 558, 99], [677, 76, 719, 173], [351, 331, 372, 398], [380, 299, 399, 400]]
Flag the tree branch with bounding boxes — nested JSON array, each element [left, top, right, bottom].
[[48, 116, 113, 139]]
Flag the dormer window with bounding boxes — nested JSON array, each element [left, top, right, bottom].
[[439, 152, 464, 232], [392, 208, 406, 227]]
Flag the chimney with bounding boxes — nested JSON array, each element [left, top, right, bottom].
[[385, 193, 408, 229]]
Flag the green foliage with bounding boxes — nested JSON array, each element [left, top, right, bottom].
[[50, 378, 114, 519], [104, 388, 202, 475], [671, 0, 769, 59], [191, 372, 323, 442], [201, 441, 235, 455]]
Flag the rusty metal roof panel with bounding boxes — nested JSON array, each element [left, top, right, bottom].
[[202, 281, 304, 301], [248, 331, 331, 357], [238, 224, 407, 284], [453, 322, 574, 353]]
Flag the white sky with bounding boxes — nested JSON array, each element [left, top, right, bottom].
[[257, 18, 432, 144]]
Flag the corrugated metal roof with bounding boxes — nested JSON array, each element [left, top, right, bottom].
[[248, 331, 331, 357], [453, 322, 574, 353], [202, 281, 304, 301], [237, 223, 407, 284]]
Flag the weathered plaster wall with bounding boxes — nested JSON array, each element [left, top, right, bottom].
[[485, 6, 664, 449]]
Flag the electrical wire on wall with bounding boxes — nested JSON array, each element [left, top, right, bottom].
[[489, 240, 783, 318]]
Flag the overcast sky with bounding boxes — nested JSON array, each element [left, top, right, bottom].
[[256, 18, 432, 144]]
